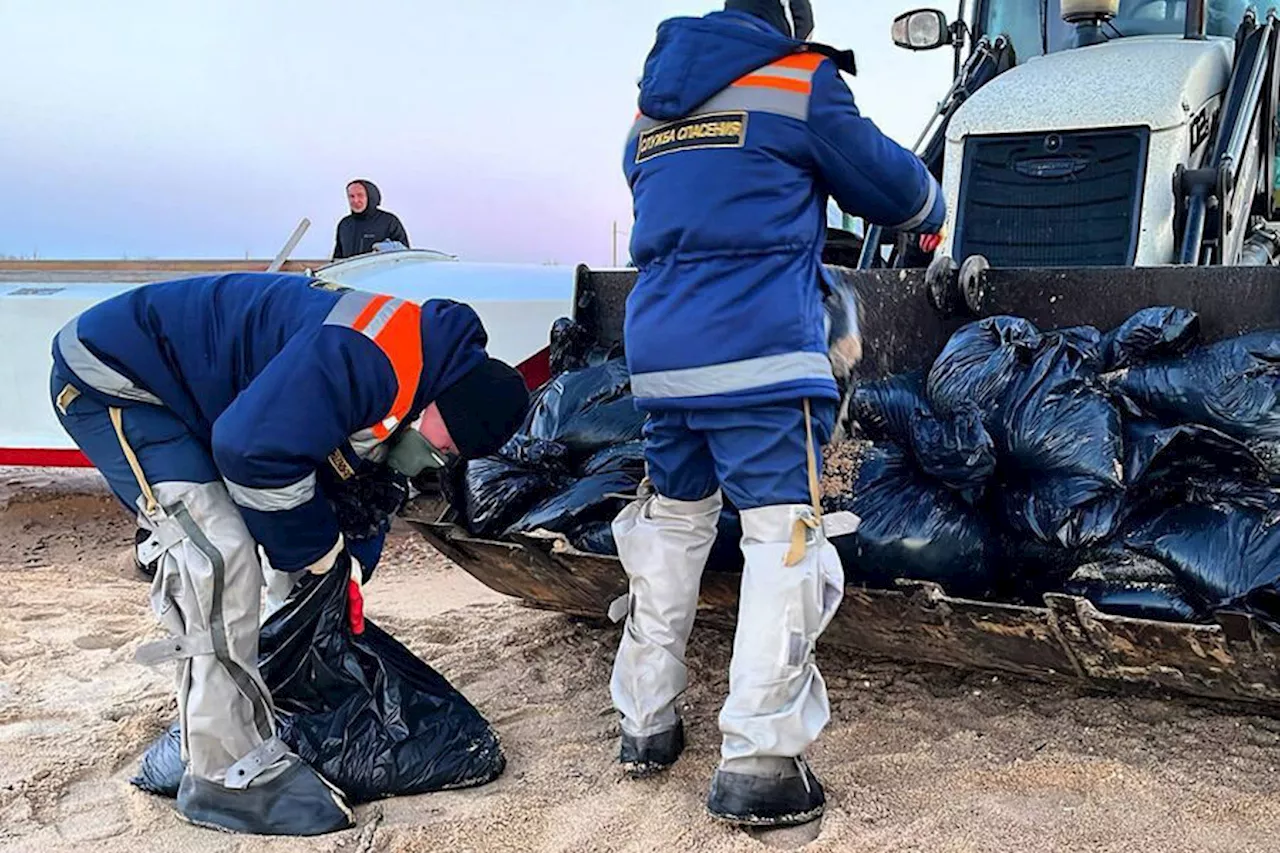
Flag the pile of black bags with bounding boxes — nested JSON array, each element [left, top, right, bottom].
[[450, 306, 1280, 628], [131, 559, 506, 802], [834, 306, 1280, 625]]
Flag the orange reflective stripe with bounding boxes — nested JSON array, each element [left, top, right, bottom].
[[351, 293, 393, 332], [733, 74, 811, 94], [731, 51, 825, 95], [367, 301, 424, 439]]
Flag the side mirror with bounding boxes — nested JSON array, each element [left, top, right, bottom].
[[891, 8, 953, 51]]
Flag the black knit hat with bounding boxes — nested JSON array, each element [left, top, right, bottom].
[[435, 357, 530, 460], [724, 0, 814, 39]]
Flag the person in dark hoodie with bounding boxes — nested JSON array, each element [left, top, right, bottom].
[[333, 179, 411, 259], [48, 272, 529, 836], [608, 0, 945, 829]]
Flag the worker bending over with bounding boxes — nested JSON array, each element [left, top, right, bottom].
[[49, 273, 529, 836], [611, 0, 945, 827]]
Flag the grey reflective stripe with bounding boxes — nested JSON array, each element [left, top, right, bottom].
[[758, 65, 814, 83], [699, 84, 809, 121], [172, 503, 274, 741], [348, 428, 386, 460], [55, 318, 163, 405], [323, 290, 377, 328], [627, 67, 814, 142], [224, 472, 316, 512], [631, 351, 834, 399], [360, 297, 403, 339], [892, 176, 940, 233]]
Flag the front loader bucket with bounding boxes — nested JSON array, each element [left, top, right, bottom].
[[401, 507, 1280, 709], [406, 261, 1280, 712]]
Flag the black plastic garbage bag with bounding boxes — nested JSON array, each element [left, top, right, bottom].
[[549, 317, 596, 375], [848, 372, 927, 443], [525, 359, 646, 458], [581, 441, 646, 476], [848, 372, 995, 500], [926, 316, 1042, 418], [1107, 330, 1280, 441], [998, 474, 1125, 550], [1063, 549, 1203, 622], [130, 720, 184, 796], [998, 326, 1116, 478], [500, 434, 573, 472], [911, 406, 996, 502], [506, 470, 642, 537], [569, 520, 617, 554], [827, 444, 994, 598], [995, 327, 1125, 547], [1123, 498, 1280, 620], [462, 456, 568, 538], [1101, 307, 1200, 370], [130, 565, 506, 802], [1123, 421, 1271, 510], [566, 498, 743, 566]]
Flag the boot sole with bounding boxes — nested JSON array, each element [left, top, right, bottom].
[[706, 803, 824, 828], [620, 759, 676, 779], [177, 809, 355, 837]]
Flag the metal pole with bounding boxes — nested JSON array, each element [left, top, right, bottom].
[[267, 218, 310, 272], [1185, 0, 1206, 39]]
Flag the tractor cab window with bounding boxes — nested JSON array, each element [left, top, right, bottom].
[[978, 0, 1048, 62], [978, 0, 1262, 60], [1046, 0, 1256, 51]]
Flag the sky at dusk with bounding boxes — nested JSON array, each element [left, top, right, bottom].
[[0, 1, 953, 266]]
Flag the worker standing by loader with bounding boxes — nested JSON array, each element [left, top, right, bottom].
[[610, 0, 945, 827], [48, 272, 529, 836]]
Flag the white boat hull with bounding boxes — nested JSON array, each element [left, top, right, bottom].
[[0, 252, 575, 466]]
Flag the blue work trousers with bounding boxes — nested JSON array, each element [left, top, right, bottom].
[[642, 399, 836, 509]]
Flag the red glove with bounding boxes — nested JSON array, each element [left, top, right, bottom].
[[347, 565, 365, 635], [307, 537, 366, 635], [919, 231, 944, 254]]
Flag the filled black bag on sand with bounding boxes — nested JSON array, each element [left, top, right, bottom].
[[130, 565, 505, 802], [826, 443, 994, 599]]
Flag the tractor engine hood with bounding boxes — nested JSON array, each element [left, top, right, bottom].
[[947, 35, 1233, 140]]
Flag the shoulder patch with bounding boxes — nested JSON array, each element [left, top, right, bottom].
[[635, 111, 748, 164], [310, 278, 351, 293]]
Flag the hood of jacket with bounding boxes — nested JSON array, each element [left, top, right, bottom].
[[637, 10, 800, 121]]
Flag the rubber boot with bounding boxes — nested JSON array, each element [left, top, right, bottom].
[[609, 485, 722, 777], [707, 503, 844, 827], [178, 754, 354, 836], [133, 481, 355, 835]]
